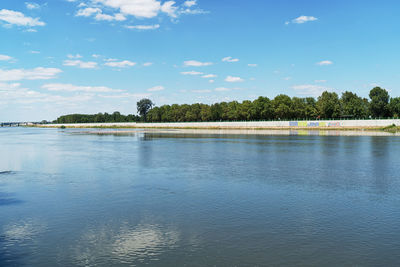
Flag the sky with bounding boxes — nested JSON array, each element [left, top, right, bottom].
[[1, 0, 400, 122]]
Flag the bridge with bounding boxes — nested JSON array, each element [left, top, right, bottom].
[[0, 122, 35, 127]]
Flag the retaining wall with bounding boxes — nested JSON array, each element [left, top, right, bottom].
[[40, 119, 400, 128]]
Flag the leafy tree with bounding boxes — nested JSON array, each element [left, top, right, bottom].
[[317, 91, 341, 119], [272, 94, 292, 120], [389, 97, 400, 118], [340, 91, 368, 118], [137, 98, 154, 121], [369, 87, 390, 118]]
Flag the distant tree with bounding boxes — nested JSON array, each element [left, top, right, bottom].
[[317, 91, 341, 119], [340, 91, 368, 118], [389, 97, 400, 118], [304, 97, 318, 119], [369, 87, 390, 118], [272, 94, 292, 120], [137, 98, 154, 121]]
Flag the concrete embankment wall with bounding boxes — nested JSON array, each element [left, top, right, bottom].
[[40, 119, 400, 128]]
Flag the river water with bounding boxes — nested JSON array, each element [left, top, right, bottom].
[[1, 127, 400, 266]]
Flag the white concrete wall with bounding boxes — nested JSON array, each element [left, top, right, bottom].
[[40, 119, 400, 128]]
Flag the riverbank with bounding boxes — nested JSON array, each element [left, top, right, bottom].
[[33, 119, 400, 132]]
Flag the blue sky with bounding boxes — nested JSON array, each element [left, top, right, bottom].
[[1, 0, 399, 121]]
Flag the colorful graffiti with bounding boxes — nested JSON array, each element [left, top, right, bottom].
[[289, 121, 341, 127]]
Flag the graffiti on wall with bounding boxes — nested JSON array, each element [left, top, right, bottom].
[[289, 121, 341, 127]]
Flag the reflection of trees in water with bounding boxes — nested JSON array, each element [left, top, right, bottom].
[[370, 137, 391, 195]]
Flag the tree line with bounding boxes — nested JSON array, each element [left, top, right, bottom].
[[54, 87, 400, 124]]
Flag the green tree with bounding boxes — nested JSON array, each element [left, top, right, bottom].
[[389, 97, 400, 118], [340, 91, 368, 118], [137, 98, 154, 121], [317, 91, 341, 119], [272, 94, 292, 120], [369, 87, 390, 118]]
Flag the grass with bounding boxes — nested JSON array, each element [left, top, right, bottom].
[[382, 124, 400, 133]]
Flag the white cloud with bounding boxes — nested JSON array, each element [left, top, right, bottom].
[[316, 60, 333, 66], [63, 60, 98, 69], [284, 77, 292, 81], [104, 60, 136, 68], [181, 71, 203, 75], [147, 85, 164, 92], [209, 80, 215, 83], [0, 54, 13, 61], [125, 24, 160, 30], [0, 9, 45, 27], [29, 50, 40, 54], [42, 83, 124, 93], [67, 54, 83, 59], [225, 76, 244, 83], [184, 60, 213, 67], [202, 74, 217, 78], [248, 64, 257, 67], [70, 0, 207, 28], [25, 2, 40, 10], [0, 67, 62, 81], [184, 0, 197, 7], [291, 15, 318, 24], [292, 84, 330, 97], [76, 7, 102, 17], [143, 62, 153, 66], [93, 0, 163, 19], [92, 54, 101, 58], [161, 1, 178, 18], [222, 56, 239, 63], [315, 80, 327, 83], [95, 13, 126, 21]]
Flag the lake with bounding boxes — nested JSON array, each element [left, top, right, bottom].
[[1, 127, 400, 266]]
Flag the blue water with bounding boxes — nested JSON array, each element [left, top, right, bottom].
[[1, 127, 400, 266]]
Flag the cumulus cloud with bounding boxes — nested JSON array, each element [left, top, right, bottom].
[[125, 24, 160, 30], [316, 60, 333, 66], [76, 7, 126, 21], [0, 54, 13, 61], [104, 60, 136, 68], [143, 62, 153, 66], [25, 2, 40, 10], [161, 1, 178, 18], [222, 56, 239, 63], [0, 67, 62, 81], [225, 76, 244, 83], [181, 71, 203, 75], [292, 84, 330, 97], [288, 15, 318, 24], [63, 59, 98, 69], [248, 64, 257, 67], [184, 0, 197, 7], [70, 0, 207, 28], [95, 12, 126, 21], [42, 83, 124, 93], [67, 54, 83, 59], [202, 74, 217, 78], [184, 60, 213, 67], [147, 85, 164, 92], [0, 9, 45, 27]]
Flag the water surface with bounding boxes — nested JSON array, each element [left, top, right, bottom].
[[1, 127, 400, 266]]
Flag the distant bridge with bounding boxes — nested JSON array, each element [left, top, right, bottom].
[[0, 122, 35, 127]]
